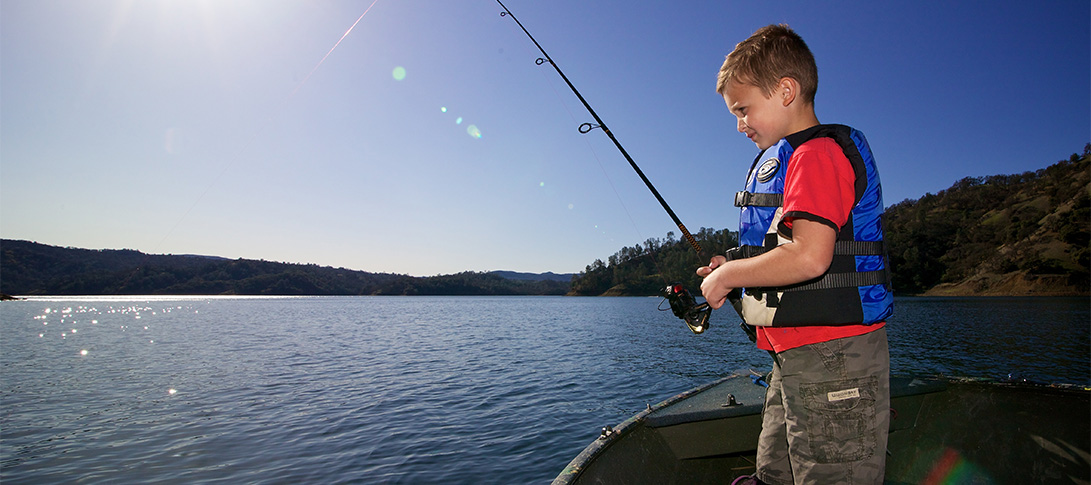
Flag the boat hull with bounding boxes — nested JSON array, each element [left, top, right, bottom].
[[554, 375, 1090, 484]]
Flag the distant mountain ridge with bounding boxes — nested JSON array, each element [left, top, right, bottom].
[[488, 270, 574, 282], [0, 240, 569, 296]]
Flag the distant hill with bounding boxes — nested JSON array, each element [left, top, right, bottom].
[[568, 227, 740, 297], [569, 145, 1090, 297], [884, 146, 1089, 296], [488, 270, 575, 282], [0, 240, 568, 296]]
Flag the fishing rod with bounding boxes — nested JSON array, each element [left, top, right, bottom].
[[497, 0, 715, 333]]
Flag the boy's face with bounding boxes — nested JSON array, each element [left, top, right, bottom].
[[722, 80, 792, 150]]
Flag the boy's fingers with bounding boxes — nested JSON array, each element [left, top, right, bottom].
[[708, 255, 727, 268]]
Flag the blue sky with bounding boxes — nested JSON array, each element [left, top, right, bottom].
[[2, 0, 1088, 276]]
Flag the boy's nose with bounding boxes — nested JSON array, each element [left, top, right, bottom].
[[737, 118, 747, 133]]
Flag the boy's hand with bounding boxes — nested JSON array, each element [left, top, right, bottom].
[[696, 255, 727, 277], [696, 220, 838, 310], [697, 255, 731, 309]]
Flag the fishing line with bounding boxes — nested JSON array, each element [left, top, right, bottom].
[[497, 1, 703, 258], [493, 2, 665, 292], [496, 6, 664, 281], [497, 1, 713, 333], [513, 24, 652, 260]]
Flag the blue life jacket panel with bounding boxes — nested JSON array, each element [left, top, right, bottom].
[[733, 124, 893, 327]]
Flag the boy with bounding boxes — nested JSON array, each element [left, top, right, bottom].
[[697, 24, 893, 485]]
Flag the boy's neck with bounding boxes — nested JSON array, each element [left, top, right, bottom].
[[786, 105, 820, 135]]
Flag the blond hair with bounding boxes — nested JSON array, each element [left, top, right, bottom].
[[716, 24, 818, 105]]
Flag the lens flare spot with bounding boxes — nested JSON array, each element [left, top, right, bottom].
[[467, 125, 482, 139], [539, 182, 545, 187], [455, 117, 463, 125], [441, 107, 447, 113], [568, 203, 574, 210], [168, 388, 177, 395], [392, 66, 406, 81], [80, 349, 88, 356]]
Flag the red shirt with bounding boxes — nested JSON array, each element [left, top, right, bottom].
[[754, 137, 885, 353]]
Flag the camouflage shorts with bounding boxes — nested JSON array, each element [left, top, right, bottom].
[[755, 328, 890, 485]]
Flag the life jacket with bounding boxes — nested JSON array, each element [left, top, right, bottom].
[[732, 124, 893, 327]]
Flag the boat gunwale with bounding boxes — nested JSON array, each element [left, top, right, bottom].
[[552, 374, 1090, 484], [551, 374, 743, 485]]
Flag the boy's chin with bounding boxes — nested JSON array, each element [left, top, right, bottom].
[[749, 135, 775, 150]]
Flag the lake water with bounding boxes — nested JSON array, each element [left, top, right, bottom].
[[1, 296, 1087, 483]]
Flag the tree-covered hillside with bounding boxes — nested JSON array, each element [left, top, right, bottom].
[[570, 145, 1090, 296], [568, 227, 738, 297], [885, 146, 1089, 295]]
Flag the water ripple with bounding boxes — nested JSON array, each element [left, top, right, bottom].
[[2, 296, 1086, 483]]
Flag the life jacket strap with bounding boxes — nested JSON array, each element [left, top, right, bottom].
[[734, 191, 783, 207], [783, 269, 890, 292], [731, 240, 892, 296], [729, 241, 885, 258], [833, 240, 885, 256]]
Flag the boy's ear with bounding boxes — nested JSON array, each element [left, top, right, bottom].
[[778, 77, 798, 107]]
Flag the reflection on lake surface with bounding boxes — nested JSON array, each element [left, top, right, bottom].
[[887, 296, 1089, 384], [1, 296, 1087, 483]]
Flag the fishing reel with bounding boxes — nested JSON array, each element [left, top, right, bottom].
[[662, 283, 712, 334]]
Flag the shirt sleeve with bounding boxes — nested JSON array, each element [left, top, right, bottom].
[[780, 137, 856, 232]]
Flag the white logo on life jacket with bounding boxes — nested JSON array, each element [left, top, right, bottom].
[[756, 157, 780, 183]]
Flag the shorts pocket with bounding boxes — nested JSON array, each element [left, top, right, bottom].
[[800, 376, 878, 463]]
